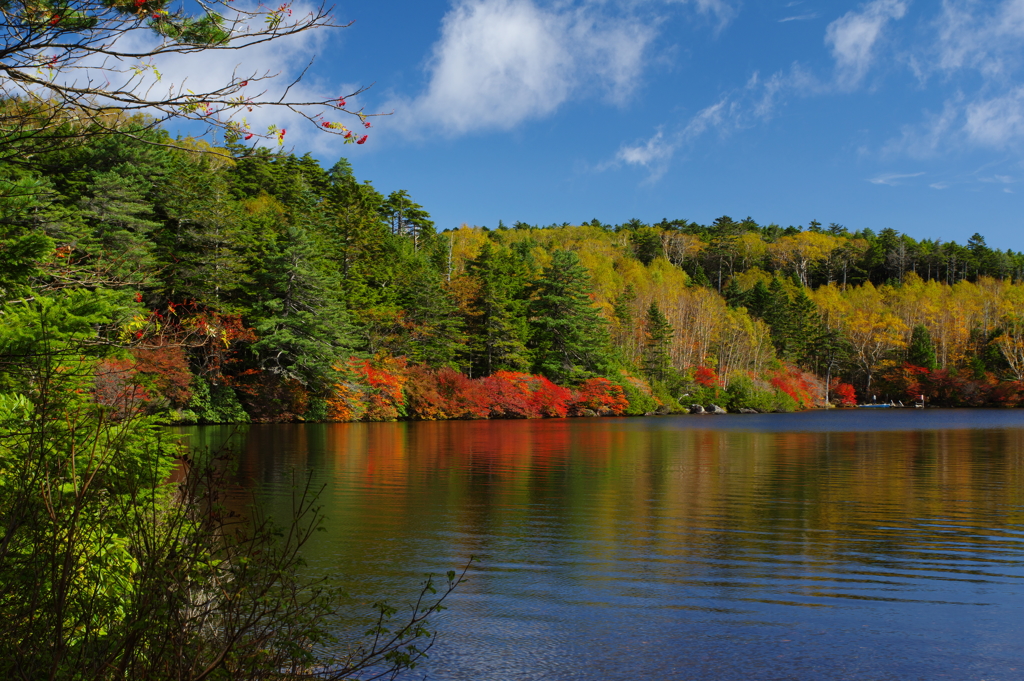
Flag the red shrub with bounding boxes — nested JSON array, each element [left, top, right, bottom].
[[878, 363, 931, 402], [434, 367, 490, 419], [569, 377, 628, 416], [94, 358, 150, 419], [529, 376, 572, 418], [132, 344, 193, 407], [231, 369, 310, 422], [829, 378, 858, 407], [482, 371, 536, 418], [769, 365, 819, 409], [352, 356, 408, 421]]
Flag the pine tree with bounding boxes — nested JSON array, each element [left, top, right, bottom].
[[687, 262, 711, 287], [785, 288, 826, 368], [629, 227, 663, 266], [155, 155, 249, 306], [745, 279, 772, 317], [529, 250, 611, 383], [907, 324, 938, 370], [642, 301, 674, 382], [394, 255, 466, 369], [78, 171, 161, 288], [246, 224, 353, 389], [723, 278, 746, 308], [382, 190, 435, 248], [465, 243, 531, 376]]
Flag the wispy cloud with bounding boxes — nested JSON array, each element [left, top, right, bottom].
[[964, 86, 1024, 146], [779, 13, 818, 23], [388, 0, 655, 136], [868, 171, 925, 185], [932, 0, 1024, 76], [664, 0, 739, 29], [825, 0, 909, 89], [609, 64, 819, 179], [889, 1, 1024, 155]]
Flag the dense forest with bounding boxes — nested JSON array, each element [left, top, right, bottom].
[[6, 118, 1024, 423]]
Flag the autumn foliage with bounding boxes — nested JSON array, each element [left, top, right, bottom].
[[319, 361, 628, 422], [829, 378, 858, 407], [769, 365, 823, 410]]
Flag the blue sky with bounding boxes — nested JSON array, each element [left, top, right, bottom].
[[219, 1, 1024, 249]]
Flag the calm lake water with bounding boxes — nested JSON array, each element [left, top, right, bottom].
[[181, 410, 1024, 680]]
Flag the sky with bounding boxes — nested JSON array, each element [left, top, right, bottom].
[[169, 0, 1024, 249]]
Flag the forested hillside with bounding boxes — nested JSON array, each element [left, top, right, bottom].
[[7, 119, 1024, 422]]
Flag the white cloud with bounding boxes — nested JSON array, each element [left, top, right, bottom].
[[825, 0, 909, 89], [884, 2, 1024, 155], [665, 0, 738, 28], [885, 97, 961, 157], [868, 171, 925, 185], [933, 0, 1024, 77], [779, 14, 818, 23], [891, 86, 1024, 156], [391, 0, 654, 135], [615, 130, 677, 177], [964, 86, 1024, 146], [607, 63, 820, 179], [608, 100, 727, 180]]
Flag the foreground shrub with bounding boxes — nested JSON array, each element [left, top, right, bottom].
[[570, 377, 629, 416]]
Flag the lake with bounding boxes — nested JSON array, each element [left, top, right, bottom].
[[180, 410, 1024, 680]]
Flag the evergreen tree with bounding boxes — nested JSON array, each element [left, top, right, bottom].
[[629, 227, 663, 266], [744, 279, 772, 317], [529, 250, 611, 383], [907, 324, 938, 370], [723, 278, 746, 308], [382, 190, 435, 248], [77, 171, 161, 288], [642, 301, 674, 382], [245, 224, 353, 389], [686, 262, 711, 287], [784, 288, 825, 367], [393, 254, 466, 369], [762, 278, 791, 331], [465, 243, 531, 376], [155, 155, 249, 306], [610, 284, 637, 354]]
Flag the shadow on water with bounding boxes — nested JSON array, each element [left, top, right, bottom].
[[177, 410, 1024, 680]]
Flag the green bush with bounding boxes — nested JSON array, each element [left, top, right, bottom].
[[305, 395, 329, 422], [650, 380, 684, 413], [617, 378, 660, 415], [188, 378, 250, 424], [723, 374, 797, 412]]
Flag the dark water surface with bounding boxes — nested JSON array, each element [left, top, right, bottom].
[[181, 410, 1024, 680]]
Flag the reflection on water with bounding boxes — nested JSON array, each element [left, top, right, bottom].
[[179, 410, 1024, 680]]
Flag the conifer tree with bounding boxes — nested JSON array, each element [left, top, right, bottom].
[[78, 171, 161, 288], [642, 301, 674, 382], [529, 250, 611, 383], [246, 224, 353, 388], [723, 278, 747, 308], [156, 155, 248, 306], [785, 288, 826, 367], [393, 254, 466, 369], [745, 279, 772, 318], [907, 324, 938, 370], [466, 243, 531, 376]]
